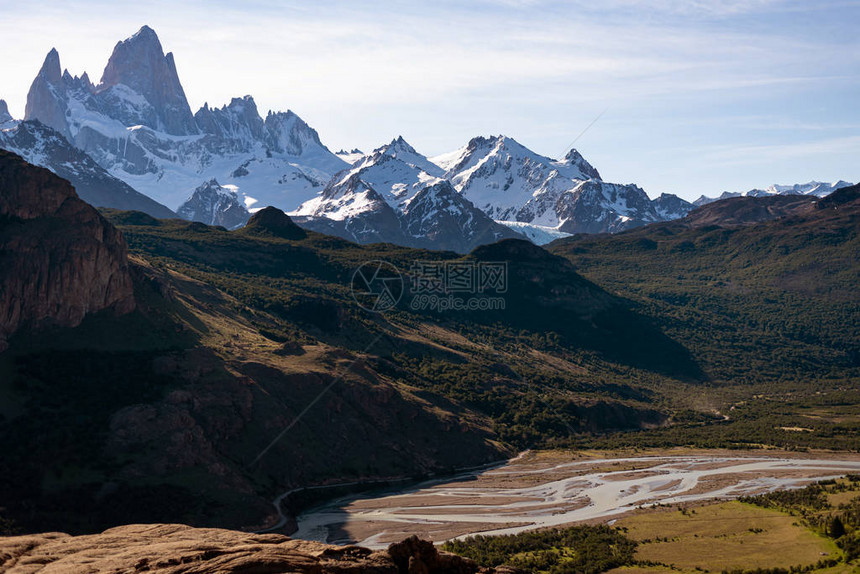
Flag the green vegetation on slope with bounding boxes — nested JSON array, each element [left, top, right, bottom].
[[549, 190, 860, 450], [3, 186, 859, 535], [107, 214, 688, 446]]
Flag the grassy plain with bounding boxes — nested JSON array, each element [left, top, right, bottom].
[[614, 501, 839, 572]]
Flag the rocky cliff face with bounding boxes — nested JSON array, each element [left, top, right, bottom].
[[0, 150, 135, 350], [0, 525, 499, 574]]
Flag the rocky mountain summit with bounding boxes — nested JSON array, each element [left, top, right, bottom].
[[98, 25, 198, 135], [20, 26, 347, 212], [177, 178, 250, 229], [0, 149, 135, 350], [0, 524, 501, 574]]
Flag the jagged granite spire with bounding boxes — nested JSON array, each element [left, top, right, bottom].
[[194, 95, 266, 145], [99, 25, 197, 135], [0, 100, 12, 123], [387, 135, 417, 153], [24, 48, 72, 141], [39, 47, 62, 84]]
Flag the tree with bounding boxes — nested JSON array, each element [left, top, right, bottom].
[[829, 516, 846, 539]]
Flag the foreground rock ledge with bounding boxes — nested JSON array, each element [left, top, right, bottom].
[[0, 523, 509, 574]]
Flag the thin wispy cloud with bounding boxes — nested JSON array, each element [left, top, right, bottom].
[[703, 135, 860, 165]]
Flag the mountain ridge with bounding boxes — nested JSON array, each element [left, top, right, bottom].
[[0, 120, 176, 218], [6, 25, 854, 252], [693, 180, 854, 206], [7, 25, 699, 251], [19, 26, 347, 213]]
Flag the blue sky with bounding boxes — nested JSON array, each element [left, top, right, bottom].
[[1, 0, 858, 200]]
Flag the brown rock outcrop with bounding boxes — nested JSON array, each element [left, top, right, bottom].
[[388, 536, 485, 574], [0, 150, 135, 350], [0, 524, 489, 574]]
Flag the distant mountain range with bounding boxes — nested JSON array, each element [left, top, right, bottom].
[[693, 181, 854, 207], [0, 25, 852, 250]]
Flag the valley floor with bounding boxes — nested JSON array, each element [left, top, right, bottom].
[[293, 449, 860, 549]]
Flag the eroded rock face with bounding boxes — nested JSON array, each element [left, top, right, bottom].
[[0, 525, 490, 574], [0, 150, 135, 350]]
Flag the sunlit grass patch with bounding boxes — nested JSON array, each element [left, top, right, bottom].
[[617, 501, 839, 572]]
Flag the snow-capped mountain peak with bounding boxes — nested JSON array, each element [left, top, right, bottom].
[[298, 173, 390, 220], [97, 25, 197, 135], [335, 148, 364, 165], [372, 136, 446, 178], [560, 148, 601, 181], [176, 178, 250, 229], [294, 137, 445, 217], [765, 181, 849, 197], [265, 110, 337, 162], [15, 26, 348, 215], [431, 134, 605, 223], [384, 135, 417, 155], [194, 95, 266, 151], [424, 134, 697, 240]]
